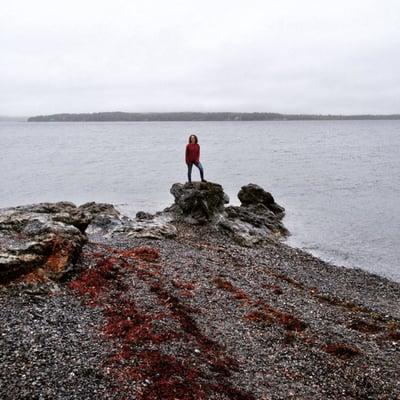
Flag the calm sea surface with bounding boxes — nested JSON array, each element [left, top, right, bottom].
[[1, 120, 399, 281]]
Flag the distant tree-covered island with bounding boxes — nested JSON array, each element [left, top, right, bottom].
[[27, 111, 400, 122]]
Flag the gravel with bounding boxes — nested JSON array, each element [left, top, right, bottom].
[[0, 286, 116, 399], [1, 221, 399, 399]]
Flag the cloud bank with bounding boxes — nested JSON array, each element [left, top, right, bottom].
[[1, 0, 400, 116]]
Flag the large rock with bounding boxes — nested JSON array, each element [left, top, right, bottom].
[[0, 202, 91, 284], [81, 202, 126, 236], [166, 182, 229, 224], [164, 181, 288, 246], [216, 184, 287, 246], [83, 203, 177, 240], [111, 213, 177, 240], [0, 201, 141, 284], [238, 183, 285, 216], [217, 204, 288, 246]]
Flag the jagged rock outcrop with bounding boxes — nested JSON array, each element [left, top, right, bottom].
[[220, 186, 287, 246], [0, 202, 91, 283], [237, 183, 285, 216], [0, 200, 177, 284], [109, 214, 177, 240], [164, 182, 288, 246], [84, 205, 177, 240], [0, 182, 286, 284], [217, 183, 288, 246], [164, 182, 229, 224]]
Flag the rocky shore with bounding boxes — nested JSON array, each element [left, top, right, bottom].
[[1, 182, 399, 399]]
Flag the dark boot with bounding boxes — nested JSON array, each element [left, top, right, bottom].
[[200, 168, 206, 182]]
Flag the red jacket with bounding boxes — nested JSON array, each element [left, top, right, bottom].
[[186, 143, 200, 163]]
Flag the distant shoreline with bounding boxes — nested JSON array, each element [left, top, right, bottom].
[[27, 111, 400, 122]]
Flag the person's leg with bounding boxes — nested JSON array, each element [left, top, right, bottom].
[[187, 162, 193, 183], [194, 162, 205, 181]]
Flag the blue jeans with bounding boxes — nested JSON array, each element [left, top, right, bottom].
[[187, 161, 204, 182]]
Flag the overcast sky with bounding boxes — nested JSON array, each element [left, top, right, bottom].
[[1, 0, 400, 116]]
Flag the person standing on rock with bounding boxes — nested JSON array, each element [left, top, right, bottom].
[[186, 134, 206, 183]]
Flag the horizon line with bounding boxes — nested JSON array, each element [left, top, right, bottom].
[[3, 110, 400, 120]]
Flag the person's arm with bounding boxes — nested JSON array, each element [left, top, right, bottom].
[[196, 144, 200, 163], [185, 144, 189, 164]]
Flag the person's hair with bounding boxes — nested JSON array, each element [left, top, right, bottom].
[[188, 134, 198, 144]]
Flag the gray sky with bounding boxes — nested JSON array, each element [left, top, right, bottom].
[[1, 0, 400, 116]]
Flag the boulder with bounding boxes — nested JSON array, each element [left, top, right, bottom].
[[0, 201, 132, 284], [216, 184, 287, 246], [112, 214, 177, 240], [82, 202, 126, 236], [238, 183, 285, 216], [0, 202, 90, 284], [136, 211, 154, 220], [82, 204, 177, 240], [167, 181, 229, 224], [217, 204, 288, 246]]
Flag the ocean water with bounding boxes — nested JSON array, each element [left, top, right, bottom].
[[1, 120, 399, 281]]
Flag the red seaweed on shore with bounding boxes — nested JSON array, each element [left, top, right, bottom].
[[325, 343, 361, 359], [213, 276, 307, 332], [68, 256, 123, 302], [69, 244, 256, 400], [347, 319, 383, 334], [214, 277, 251, 302]]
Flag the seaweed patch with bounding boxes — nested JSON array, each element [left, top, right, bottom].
[[69, 244, 256, 399], [325, 343, 361, 360]]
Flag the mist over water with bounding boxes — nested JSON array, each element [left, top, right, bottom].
[[1, 120, 399, 281]]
